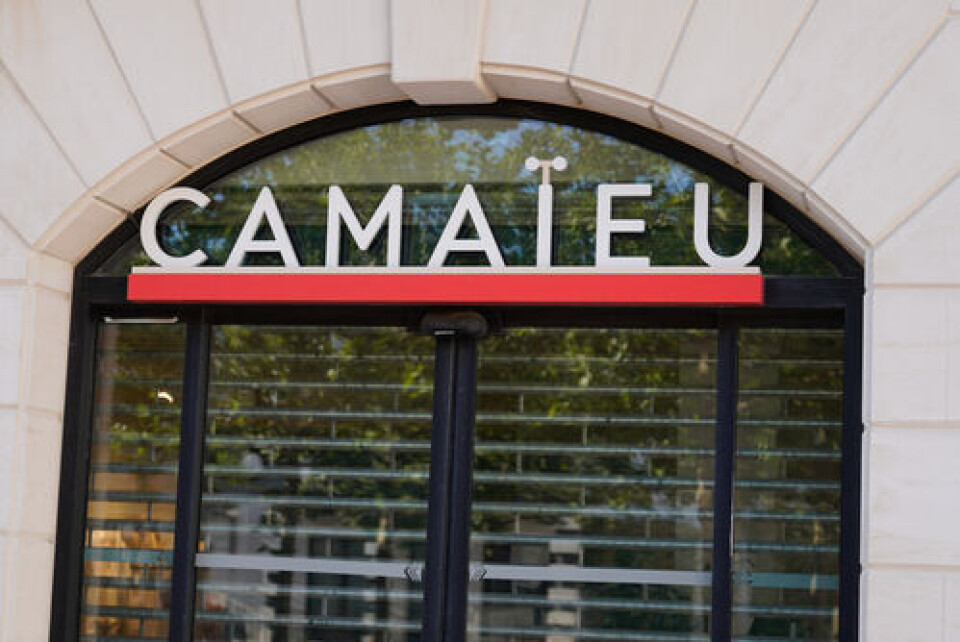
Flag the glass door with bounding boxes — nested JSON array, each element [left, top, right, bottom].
[[193, 326, 435, 640], [186, 320, 727, 641], [77, 315, 846, 641], [468, 328, 716, 641]]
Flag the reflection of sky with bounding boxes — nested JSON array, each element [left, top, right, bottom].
[[447, 120, 541, 157], [102, 116, 837, 276]]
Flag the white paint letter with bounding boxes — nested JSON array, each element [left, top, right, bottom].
[[596, 183, 651, 268], [428, 185, 505, 268], [524, 156, 567, 268], [225, 187, 300, 268], [326, 185, 403, 267], [693, 182, 763, 268], [140, 187, 210, 268]]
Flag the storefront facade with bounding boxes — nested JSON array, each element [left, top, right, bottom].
[[0, 2, 957, 640]]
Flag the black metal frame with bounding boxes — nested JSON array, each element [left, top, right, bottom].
[[50, 100, 863, 642], [711, 319, 739, 641], [168, 316, 211, 639]]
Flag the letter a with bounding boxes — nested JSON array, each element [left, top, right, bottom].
[[226, 187, 300, 268], [428, 185, 505, 268]]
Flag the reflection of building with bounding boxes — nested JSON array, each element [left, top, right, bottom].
[[0, 4, 957, 641]]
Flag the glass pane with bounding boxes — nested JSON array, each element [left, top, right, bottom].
[[733, 329, 843, 640], [195, 326, 434, 640], [98, 117, 838, 277], [470, 328, 717, 640], [80, 322, 186, 640]]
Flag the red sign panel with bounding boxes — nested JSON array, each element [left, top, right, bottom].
[[127, 271, 764, 306]]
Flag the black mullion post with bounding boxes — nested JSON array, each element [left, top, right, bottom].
[[169, 313, 212, 641], [839, 295, 863, 641], [421, 312, 487, 642], [423, 334, 458, 642], [443, 337, 479, 640], [50, 296, 98, 642], [711, 321, 738, 642]]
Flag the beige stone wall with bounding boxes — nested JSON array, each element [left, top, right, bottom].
[[0, 0, 958, 638]]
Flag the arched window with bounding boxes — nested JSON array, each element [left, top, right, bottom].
[[53, 103, 862, 641]]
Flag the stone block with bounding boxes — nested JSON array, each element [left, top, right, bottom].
[[569, 79, 658, 129], [37, 198, 125, 264], [0, 220, 28, 283], [863, 568, 944, 641], [161, 111, 259, 166], [23, 288, 71, 415], [0, 70, 86, 246], [482, 66, 579, 105], [482, 0, 586, 73], [201, 0, 309, 103], [571, 0, 691, 99], [94, 146, 187, 212], [301, 0, 391, 76], [9, 412, 62, 538], [0, 534, 55, 640], [390, 0, 494, 103], [0, 288, 24, 407], [870, 288, 950, 423], [873, 173, 960, 286], [814, 20, 960, 243], [91, 0, 226, 139], [26, 252, 72, 294], [658, 0, 811, 133], [868, 427, 960, 566], [739, 0, 945, 182], [314, 66, 407, 110], [236, 83, 333, 134], [0, 0, 152, 183]]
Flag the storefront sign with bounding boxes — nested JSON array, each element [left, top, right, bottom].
[[128, 157, 764, 305]]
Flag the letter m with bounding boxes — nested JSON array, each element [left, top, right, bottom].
[[326, 185, 402, 267]]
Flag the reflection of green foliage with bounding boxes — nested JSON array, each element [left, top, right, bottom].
[[203, 326, 434, 558], [88, 322, 843, 638], [99, 117, 838, 276]]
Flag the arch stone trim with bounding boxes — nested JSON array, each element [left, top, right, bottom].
[[32, 70, 868, 269]]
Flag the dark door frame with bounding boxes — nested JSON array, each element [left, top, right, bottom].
[[50, 100, 863, 642]]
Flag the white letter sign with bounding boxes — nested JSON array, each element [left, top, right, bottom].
[[225, 187, 300, 268], [130, 156, 768, 308], [693, 182, 763, 268], [525, 156, 567, 268], [140, 187, 210, 268], [326, 185, 403, 267], [595, 183, 651, 268], [428, 185, 505, 268]]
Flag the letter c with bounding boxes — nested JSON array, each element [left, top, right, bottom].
[[140, 187, 210, 268]]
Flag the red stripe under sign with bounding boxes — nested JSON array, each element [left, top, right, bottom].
[[127, 272, 764, 306]]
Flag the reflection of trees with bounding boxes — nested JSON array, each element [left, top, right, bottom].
[[83, 324, 186, 639], [735, 330, 844, 639], [103, 117, 838, 276], [473, 328, 716, 636], [206, 326, 434, 538], [199, 326, 433, 639], [89, 322, 845, 639]]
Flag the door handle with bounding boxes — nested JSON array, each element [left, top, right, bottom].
[[404, 564, 424, 583], [403, 563, 486, 583], [469, 564, 487, 583]]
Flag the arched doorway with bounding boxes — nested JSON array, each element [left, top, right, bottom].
[[53, 102, 862, 641]]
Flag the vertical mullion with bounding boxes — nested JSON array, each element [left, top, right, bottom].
[[711, 322, 738, 642], [443, 338, 478, 639], [51, 301, 98, 642], [423, 334, 458, 642], [839, 296, 863, 641], [169, 314, 211, 640]]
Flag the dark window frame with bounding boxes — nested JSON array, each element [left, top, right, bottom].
[[51, 101, 863, 642]]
